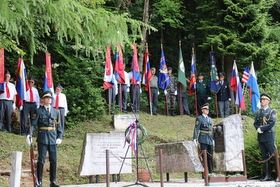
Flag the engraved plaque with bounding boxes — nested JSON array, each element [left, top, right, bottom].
[[214, 125, 225, 152]]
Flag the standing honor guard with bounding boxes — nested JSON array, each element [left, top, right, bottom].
[[0, 70, 17, 133], [20, 77, 40, 135], [26, 91, 63, 187], [52, 84, 68, 132], [252, 93, 276, 181], [193, 103, 214, 174]]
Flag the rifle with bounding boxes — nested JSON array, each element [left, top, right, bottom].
[[29, 123, 37, 187]]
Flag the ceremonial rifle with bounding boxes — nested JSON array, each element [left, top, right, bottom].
[[29, 124, 37, 187]]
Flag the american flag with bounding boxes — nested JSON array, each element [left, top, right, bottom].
[[241, 67, 250, 84]]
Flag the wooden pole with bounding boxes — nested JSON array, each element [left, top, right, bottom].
[[179, 84, 183, 115], [106, 150, 110, 187], [275, 150, 280, 181], [215, 93, 218, 118], [242, 150, 247, 176], [203, 150, 209, 186]]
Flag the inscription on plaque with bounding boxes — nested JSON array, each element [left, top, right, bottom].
[[214, 125, 225, 152]]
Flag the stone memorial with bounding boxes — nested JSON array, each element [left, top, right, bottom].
[[214, 114, 244, 171], [79, 131, 132, 176], [114, 114, 138, 130], [155, 141, 204, 173]]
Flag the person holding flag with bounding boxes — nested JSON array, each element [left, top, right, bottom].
[[116, 64, 130, 113], [0, 70, 17, 133], [149, 67, 158, 115], [196, 73, 211, 115], [164, 67, 177, 116], [217, 73, 231, 118]]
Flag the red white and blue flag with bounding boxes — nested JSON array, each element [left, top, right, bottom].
[[241, 67, 250, 84], [142, 45, 152, 90], [43, 53, 54, 95], [246, 62, 260, 113], [15, 59, 29, 109], [0, 48, 5, 93], [230, 60, 246, 110], [114, 42, 125, 84], [103, 45, 114, 90], [131, 44, 140, 85], [189, 53, 196, 95]]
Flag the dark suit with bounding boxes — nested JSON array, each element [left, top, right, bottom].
[[196, 80, 210, 115], [217, 81, 231, 117], [193, 114, 213, 173]]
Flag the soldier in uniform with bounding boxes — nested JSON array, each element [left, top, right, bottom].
[[217, 73, 231, 118], [164, 67, 177, 116], [196, 73, 211, 115], [26, 91, 63, 187], [193, 103, 213, 174], [253, 93, 276, 181]]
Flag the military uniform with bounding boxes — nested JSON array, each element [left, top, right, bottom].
[[28, 91, 62, 187], [196, 79, 210, 115], [193, 103, 213, 173], [217, 80, 231, 117], [253, 93, 276, 181], [166, 73, 177, 115]]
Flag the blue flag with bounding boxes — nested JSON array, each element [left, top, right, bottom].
[[158, 49, 170, 89], [209, 52, 221, 93]]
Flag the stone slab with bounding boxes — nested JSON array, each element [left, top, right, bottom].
[[79, 131, 132, 176], [114, 114, 139, 131], [155, 141, 204, 173]]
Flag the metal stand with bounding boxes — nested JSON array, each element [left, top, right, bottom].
[[117, 105, 153, 186]]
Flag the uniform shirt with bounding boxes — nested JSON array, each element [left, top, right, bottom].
[[196, 80, 210, 97], [25, 86, 40, 108], [0, 82, 17, 100], [166, 74, 177, 93], [52, 92, 68, 116], [193, 114, 213, 145], [217, 81, 230, 101]]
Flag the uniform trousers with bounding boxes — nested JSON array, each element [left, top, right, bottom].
[[58, 108, 65, 132], [20, 102, 37, 135], [38, 143, 57, 164], [150, 88, 158, 114], [259, 141, 276, 160], [200, 143, 213, 173], [0, 100, 13, 133], [197, 96, 207, 115], [130, 84, 140, 112]]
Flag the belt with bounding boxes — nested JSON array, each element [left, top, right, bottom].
[[200, 130, 212, 134], [25, 101, 36, 104], [39, 127, 56, 131]]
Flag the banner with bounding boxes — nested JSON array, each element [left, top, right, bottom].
[[177, 44, 187, 86], [189, 53, 196, 95], [103, 45, 114, 90], [158, 49, 170, 89], [143, 45, 152, 90], [15, 59, 29, 109], [131, 44, 140, 85], [44, 53, 54, 94], [114, 42, 125, 84], [246, 62, 260, 113], [209, 52, 221, 93]]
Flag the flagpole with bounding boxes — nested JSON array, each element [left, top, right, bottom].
[[119, 83, 122, 113], [108, 88, 111, 115], [179, 84, 183, 115], [215, 93, 219, 118], [148, 84, 152, 115]]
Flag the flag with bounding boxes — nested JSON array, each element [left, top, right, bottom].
[[142, 45, 152, 91], [177, 44, 187, 86], [0, 48, 5, 93], [230, 60, 246, 110], [209, 52, 221, 93], [158, 49, 170, 89], [44, 53, 54, 94], [131, 44, 140, 85], [189, 53, 196, 95], [241, 67, 250, 84], [246, 62, 260, 113], [15, 59, 29, 109], [114, 42, 125, 84], [103, 45, 114, 90]]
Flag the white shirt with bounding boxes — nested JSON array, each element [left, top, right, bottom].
[[52, 92, 68, 116], [128, 71, 141, 85], [25, 86, 40, 108], [0, 82, 17, 100]]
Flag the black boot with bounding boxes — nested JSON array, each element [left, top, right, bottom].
[[208, 157, 213, 174], [261, 162, 272, 181], [50, 163, 60, 187], [36, 163, 44, 187]]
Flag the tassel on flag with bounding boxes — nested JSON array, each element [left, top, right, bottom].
[[189, 52, 196, 95], [246, 62, 260, 113], [209, 52, 221, 93], [158, 48, 170, 89], [15, 59, 29, 109], [230, 60, 246, 110], [103, 45, 114, 90], [44, 53, 54, 95], [0, 48, 5, 93], [241, 67, 250, 84], [142, 45, 152, 91]]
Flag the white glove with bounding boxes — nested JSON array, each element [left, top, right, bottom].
[[164, 90, 167, 95], [127, 87, 130, 92], [158, 91, 160, 95], [228, 98, 231, 101], [140, 89, 142, 93], [56, 139, 62, 145], [174, 91, 177, 95], [207, 97, 212, 100], [213, 140, 215, 146], [26, 135, 32, 146], [257, 128, 263, 134], [19, 106, 23, 110], [193, 139, 198, 147], [12, 103, 16, 110]]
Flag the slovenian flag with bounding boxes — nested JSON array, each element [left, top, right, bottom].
[[15, 59, 29, 109], [44, 53, 54, 95], [131, 44, 140, 85], [230, 60, 246, 110]]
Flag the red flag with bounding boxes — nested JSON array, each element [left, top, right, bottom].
[[43, 53, 54, 94], [15, 59, 28, 109], [103, 45, 114, 90], [131, 44, 140, 85], [114, 42, 125, 84], [143, 45, 152, 91], [0, 48, 5, 93]]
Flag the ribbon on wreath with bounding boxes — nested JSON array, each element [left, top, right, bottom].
[[124, 122, 138, 155]]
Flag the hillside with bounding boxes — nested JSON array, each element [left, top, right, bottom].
[[0, 112, 257, 186]]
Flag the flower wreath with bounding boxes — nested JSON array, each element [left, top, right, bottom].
[[124, 123, 147, 146]]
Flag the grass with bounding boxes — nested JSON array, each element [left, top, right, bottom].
[[0, 111, 259, 186]]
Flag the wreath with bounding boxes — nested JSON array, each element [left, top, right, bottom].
[[124, 123, 147, 145]]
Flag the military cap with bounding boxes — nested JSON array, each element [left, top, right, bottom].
[[42, 90, 53, 99], [5, 70, 10, 75], [56, 83, 64, 89], [260, 93, 271, 101], [198, 73, 204, 76], [219, 72, 225, 77], [201, 103, 209, 110]]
